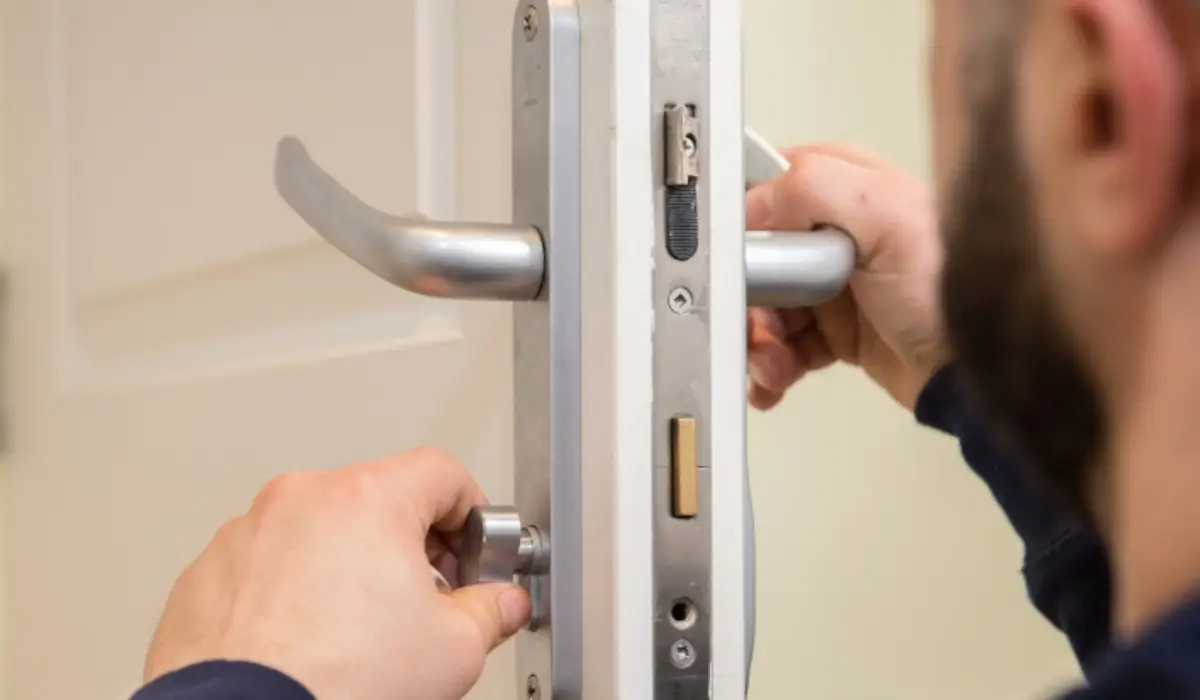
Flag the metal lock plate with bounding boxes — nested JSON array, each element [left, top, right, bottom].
[[510, 0, 584, 694], [651, 1, 713, 694]]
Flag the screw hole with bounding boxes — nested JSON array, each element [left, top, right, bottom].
[[669, 598, 697, 629]]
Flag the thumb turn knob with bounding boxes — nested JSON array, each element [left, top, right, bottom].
[[457, 506, 547, 586]]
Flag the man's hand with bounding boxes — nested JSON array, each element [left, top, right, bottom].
[[143, 448, 530, 700], [747, 143, 948, 410]]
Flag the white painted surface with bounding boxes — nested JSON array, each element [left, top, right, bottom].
[[604, 0, 656, 695], [743, 2, 1082, 698], [709, 1, 748, 697], [4, 1, 522, 698]]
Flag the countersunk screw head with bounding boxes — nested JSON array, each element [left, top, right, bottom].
[[522, 6, 538, 40], [668, 287, 694, 314], [670, 639, 696, 669]]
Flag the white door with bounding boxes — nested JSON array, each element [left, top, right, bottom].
[[5, 2, 525, 697]]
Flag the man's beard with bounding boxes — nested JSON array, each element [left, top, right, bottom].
[[939, 62, 1108, 523]]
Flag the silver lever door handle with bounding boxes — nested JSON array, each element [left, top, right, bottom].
[[276, 131, 850, 307], [275, 136, 546, 301], [743, 127, 856, 307]]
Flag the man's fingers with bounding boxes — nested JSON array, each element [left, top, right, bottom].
[[749, 330, 834, 400], [748, 383, 785, 411], [745, 184, 775, 230], [749, 307, 834, 401], [752, 142, 888, 229], [795, 331, 836, 371], [368, 448, 488, 534], [767, 152, 901, 266], [753, 142, 929, 273], [426, 530, 457, 560], [748, 307, 789, 344], [781, 142, 896, 172], [779, 308, 815, 337], [811, 293, 861, 363], [450, 583, 531, 651], [748, 340, 796, 396]]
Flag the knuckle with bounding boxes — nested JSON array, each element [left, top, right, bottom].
[[211, 517, 242, 545], [253, 471, 308, 511], [876, 174, 930, 234], [337, 445, 462, 503], [318, 463, 388, 513], [407, 445, 471, 486], [781, 144, 822, 166], [341, 461, 389, 499], [780, 158, 825, 207], [405, 444, 456, 468], [783, 150, 819, 184]]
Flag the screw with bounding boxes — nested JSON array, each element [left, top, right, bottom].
[[522, 6, 538, 41], [526, 674, 541, 700], [670, 639, 697, 669], [668, 287, 694, 314]]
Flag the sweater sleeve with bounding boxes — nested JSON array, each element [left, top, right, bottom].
[[914, 365, 1113, 674], [131, 661, 316, 700]]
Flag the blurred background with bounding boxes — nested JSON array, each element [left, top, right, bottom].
[[743, 1, 1081, 698], [0, 1, 1082, 698]]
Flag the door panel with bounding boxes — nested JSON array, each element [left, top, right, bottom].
[[5, 1, 518, 697]]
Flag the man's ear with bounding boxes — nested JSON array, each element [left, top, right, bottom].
[[1024, 0, 1185, 259]]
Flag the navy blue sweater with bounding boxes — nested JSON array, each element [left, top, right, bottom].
[[131, 365, 1200, 700]]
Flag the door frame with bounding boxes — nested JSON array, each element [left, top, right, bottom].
[[579, 0, 747, 696]]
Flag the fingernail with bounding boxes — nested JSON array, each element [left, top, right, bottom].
[[499, 586, 531, 632]]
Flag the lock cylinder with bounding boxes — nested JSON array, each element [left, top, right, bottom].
[[456, 505, 548, 586]]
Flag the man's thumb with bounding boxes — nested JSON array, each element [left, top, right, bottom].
[[450, 583, 531, 649]]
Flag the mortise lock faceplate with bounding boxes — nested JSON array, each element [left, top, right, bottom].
[[272, 1, 858, 696]]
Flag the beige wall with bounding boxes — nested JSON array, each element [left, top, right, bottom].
[[744, 2, 1082, 698], [1, 13, 8, 689]]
